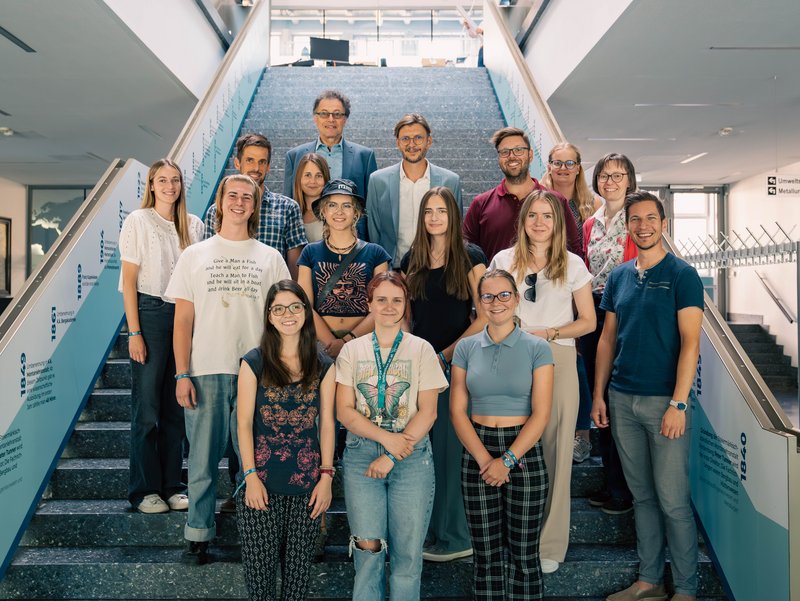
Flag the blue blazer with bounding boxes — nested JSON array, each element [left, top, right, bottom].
[[366, 162, 462, 263], [284, 139, 377, 240]]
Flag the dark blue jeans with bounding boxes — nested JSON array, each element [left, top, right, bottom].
[[128, 293, 186, 506]]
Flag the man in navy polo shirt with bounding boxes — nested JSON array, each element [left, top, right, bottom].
[[591, 191, 704, 601]]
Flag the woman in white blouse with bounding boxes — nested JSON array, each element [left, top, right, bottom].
[[119, 158, 204, 514], [490, 189, 595, 574]]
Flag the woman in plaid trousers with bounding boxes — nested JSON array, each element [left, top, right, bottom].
[[450, 268, 554, 600]]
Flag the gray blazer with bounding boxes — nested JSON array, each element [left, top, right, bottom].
[[366, 162, 462, 263]]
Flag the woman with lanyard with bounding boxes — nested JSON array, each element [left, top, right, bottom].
[[235, 280, 335, 601], [336, 271, 448, 601], [399, 186, 487, 563], [541, 142, 602, 463], [582, 152, 638, 515], [119, 158, 204, 514], [490, 189, 595, 574], [450, 268, 554, 600], [292, 152, 330, 243], [298, 178, 391, 359]]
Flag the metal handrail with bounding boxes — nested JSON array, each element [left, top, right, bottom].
[[756, 271, 797, 324]]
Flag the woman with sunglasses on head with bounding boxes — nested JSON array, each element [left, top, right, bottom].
[[581, 153, 639, 516], [450, 268, 554, 600], [292, 153, 330, 243], [298, 179, 391, 360], [119, 158, 204, 515], [235, 280, 335, 601], [336, 271, 448, 601], [489, 189, 595, 574], [541, 142, 603, 464], [399, 186, 487, 563]]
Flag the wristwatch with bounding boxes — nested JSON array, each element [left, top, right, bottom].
[[669, 399, 687, 411]]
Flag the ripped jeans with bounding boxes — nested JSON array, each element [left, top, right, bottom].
[[342, 432, 435, 601]]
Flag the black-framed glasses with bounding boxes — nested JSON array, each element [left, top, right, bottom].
[[269, 302, 305, 316], [314, 111, 347, 120], [398, 134, 427, 146], [479, 291, 514, 304], [549, 159, 578, 170], [597, 172, 627, 183], [524, 273, 537, 302], [497, 146, 530, 158]]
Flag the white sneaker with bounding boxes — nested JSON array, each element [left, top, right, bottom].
[[166, 493, 189, 511], [572, 435, 592, 463], [138, 494, 169, 514], [541, 558, 560, 573]]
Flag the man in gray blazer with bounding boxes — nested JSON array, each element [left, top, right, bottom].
[[284, 90, 377, 239], [367, 113, 462, 265]]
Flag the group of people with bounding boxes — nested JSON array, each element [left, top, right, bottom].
[[118, 88, 704, 601]]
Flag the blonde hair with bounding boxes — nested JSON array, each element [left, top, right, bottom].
[[509, 190, 568, 287], [141, 159, 192, 249], [541, 142, 596, 221], [213, 174, 262, 238]]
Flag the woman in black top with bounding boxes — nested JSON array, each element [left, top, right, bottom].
[[400, 186, 487, 561]]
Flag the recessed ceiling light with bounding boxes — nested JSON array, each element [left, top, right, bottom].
[[718, 127, 734, 136], [0, 126, 14, 137], [680, 152, 708, 164]]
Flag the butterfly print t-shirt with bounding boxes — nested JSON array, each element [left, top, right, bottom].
[[335, 333, 448, 432]]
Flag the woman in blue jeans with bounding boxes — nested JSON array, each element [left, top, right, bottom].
[[336, 271, 448, 601], [119, 158, 204, 513], [450, 269, 554, 601]]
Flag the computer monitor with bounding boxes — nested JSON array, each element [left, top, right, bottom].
[[310, 37, 349, 63]]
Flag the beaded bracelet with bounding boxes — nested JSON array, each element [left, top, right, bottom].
[[128, 330, 142, 337]]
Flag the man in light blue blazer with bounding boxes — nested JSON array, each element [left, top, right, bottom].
[[283, 90, 377, 239], [367, 113, 462, 265]]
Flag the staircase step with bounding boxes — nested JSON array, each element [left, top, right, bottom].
[[79, 389, 130, 422], [96, 359, 131, 389], [0, 544, 724, 600], [763, 374, 798, 391], [736, 341, 784, 354]]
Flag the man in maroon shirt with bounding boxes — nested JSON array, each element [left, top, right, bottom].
[[464, 127, 581, 261]]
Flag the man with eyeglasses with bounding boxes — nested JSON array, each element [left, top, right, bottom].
[[167, 174, 291, 564], [284, 90, 377, 239], [203, 133, 307, 280], [463, 127, 580, 262], [367, 113, 462, 265]]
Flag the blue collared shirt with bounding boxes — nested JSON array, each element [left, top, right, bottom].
[[203, 186, 307, 258], [315, 138, 344, 180]]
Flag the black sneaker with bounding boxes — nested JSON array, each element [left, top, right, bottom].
[[588, 490, 611, 507], [220, 497, 236, 513], [600, 497, 633, 515], [187, 541, 210, 565]]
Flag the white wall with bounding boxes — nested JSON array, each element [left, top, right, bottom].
[[0, 178, 28, 296], [727, 161, 800, 367], [522, 0, 633, 100], [102, 0, 225, 98]]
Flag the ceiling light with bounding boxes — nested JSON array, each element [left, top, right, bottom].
[[718, 127, 734, 136], [0, 127, 14, 137], [680, 152, 708, 164]]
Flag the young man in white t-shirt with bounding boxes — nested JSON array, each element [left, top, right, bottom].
[[166, 174, 290, 563]]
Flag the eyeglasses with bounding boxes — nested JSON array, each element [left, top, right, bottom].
[[325, 201, 354, 212], [497, 146, 530, 158], [479, 290, 514, 304], [549, 159, 578, 170], [398, 134, 427, 146], [314, 111, 347, 120], [524, 273, 537, 302], [269, 302, 305, 316], [597, 172, 627, 183]]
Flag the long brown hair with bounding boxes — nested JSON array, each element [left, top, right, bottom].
[[141, 159, 192, 249], [541, 142, 596, 221], [259, 280, 320, 390], [292, 153, 330, 215], [405, 187, 471, 301], [509, 190, 568, 286]]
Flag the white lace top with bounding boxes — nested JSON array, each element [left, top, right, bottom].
[[118, 208, 204, 302]]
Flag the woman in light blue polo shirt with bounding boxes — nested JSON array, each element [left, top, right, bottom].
[[450, 268, 554, 601]]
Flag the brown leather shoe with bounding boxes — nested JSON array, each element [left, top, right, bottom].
[[607, 583, 668, 601]]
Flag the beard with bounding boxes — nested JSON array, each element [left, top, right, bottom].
[[501, 162, 531, 185]]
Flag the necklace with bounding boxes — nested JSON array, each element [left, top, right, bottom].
[[325, 236, 357, 260]]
